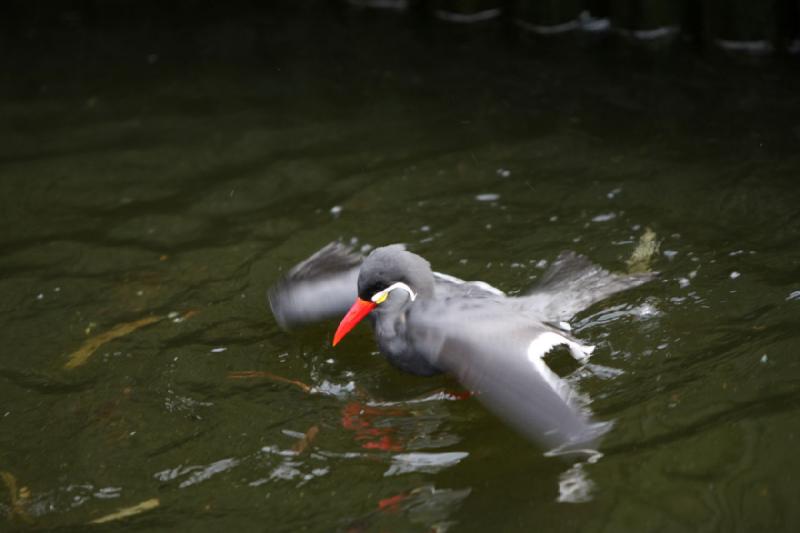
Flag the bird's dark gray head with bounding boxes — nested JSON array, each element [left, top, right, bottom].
[[357, 245, 435, 301]]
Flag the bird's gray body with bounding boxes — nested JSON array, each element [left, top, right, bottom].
[[269, 242, 655, 453]]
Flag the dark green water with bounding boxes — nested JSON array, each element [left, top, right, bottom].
[[2, 9, 800, 532]]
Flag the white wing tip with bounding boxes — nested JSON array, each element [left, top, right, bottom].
[[528, 331, 595, 363], [571, 343, 595, 362]]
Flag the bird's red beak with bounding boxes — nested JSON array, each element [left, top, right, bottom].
[[333, 298, 376, 346]]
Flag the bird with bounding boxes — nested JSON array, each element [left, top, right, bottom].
[[268, 242, 655, 455]]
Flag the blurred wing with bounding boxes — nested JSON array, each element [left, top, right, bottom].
[[409, 301, 611, 454], [521, 251, 655, 322], [268, 243, 362, 329]]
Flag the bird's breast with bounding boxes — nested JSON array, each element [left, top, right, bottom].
[[374, 312, 441, 376]]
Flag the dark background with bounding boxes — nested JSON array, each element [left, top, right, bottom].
[[2, 1, 799, 66]]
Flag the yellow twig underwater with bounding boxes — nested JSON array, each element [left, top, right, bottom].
[[627, 227, 660, 274], [90, 497, 160, 524], [292, 425, 320, 455], [64, 310, 198, 370], [1, 470, 32, 523], [64, 316, 163, 370], [226, 370, 312, 394]]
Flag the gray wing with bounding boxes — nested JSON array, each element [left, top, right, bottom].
[[432, 272, 506, 299], [519, 251, 656, 322], [268, 243, 362, 329], [408, 300, 611, 454]]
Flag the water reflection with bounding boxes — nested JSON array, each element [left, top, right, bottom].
[[384, 452, 469, 477], [344, 484, 472, 532]]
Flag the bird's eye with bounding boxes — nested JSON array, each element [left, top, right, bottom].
[[371, 290, 388, 304]]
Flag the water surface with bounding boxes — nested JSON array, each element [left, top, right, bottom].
[[2, 9, 800, 532]]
